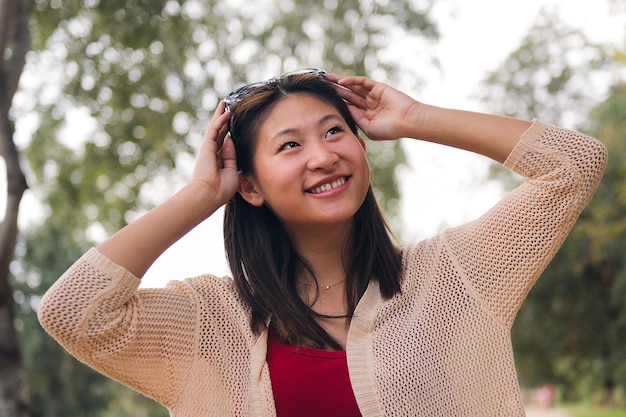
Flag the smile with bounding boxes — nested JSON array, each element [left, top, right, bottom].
[[308, 177, 348, 195]]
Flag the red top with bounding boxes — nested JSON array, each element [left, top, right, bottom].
[[267, 330, 362, 417]]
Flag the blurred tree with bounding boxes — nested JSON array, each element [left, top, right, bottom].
[[478, 7, 615, 189], [510, 81, 626, 406], [479, 8, 613, 128], [0, 0, 31, 415], [8, 0, 439, 415], [479, 7, 626, 405], [519, 81, 626, 405]]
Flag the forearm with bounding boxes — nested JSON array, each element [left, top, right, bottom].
[[405, 105, 532, 164], [38, 247, 198, 406], [98, 183, 222, 278], [444, 121, 606, 325]]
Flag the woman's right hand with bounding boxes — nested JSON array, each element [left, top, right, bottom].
[[189, 100, 239, 209], [97, 102, 240, 277]]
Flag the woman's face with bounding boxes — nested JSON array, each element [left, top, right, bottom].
[[239, 93, 370, 235]]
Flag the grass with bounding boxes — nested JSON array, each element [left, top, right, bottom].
[[564, 404, 626, 417]]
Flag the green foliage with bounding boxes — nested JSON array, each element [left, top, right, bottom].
[[566, 404, 626, 417], [13, 214, 168, 416], [512, 82, 626, 406], [13, 0, 439, 415], [480, 7, 626, 406], [479, 8, 616, 189], [22, 0, 438, 229], [478, 8, 613, 129]]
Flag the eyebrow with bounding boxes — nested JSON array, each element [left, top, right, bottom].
[[270, 114, 343, 142]]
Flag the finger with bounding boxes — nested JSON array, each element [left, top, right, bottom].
[[335, 75, 375, 90], [337, 81, 373, 100], [220, 134, 238, 172], [331, 80, 372, 102], [205, 102, 229, 134], [210, 100, 227, 121], [324, 73, 344, 83], [332, 84, 368, 109], [344, 105, 368, 128], [204, 108, 231, 146], [214, 112, 232, 150], [326, 73, 371, 97]]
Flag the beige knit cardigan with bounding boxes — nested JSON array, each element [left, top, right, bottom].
[[38, 121, 607, 416]]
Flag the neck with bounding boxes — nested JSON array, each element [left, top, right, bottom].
[[287, 222, 354, 324], [287, 222, 351, 284]]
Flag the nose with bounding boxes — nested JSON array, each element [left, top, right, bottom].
[[306, 142, 339, 171]]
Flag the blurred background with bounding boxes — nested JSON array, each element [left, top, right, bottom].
[[1, 0, 625, 416]]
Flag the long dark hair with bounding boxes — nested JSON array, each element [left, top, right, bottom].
[[224, 73, 402, 349]]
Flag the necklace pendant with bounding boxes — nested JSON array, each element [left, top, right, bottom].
[[323, 285, 331, 290]]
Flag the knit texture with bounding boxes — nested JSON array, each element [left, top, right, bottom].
[[38, 121, 607, 416]]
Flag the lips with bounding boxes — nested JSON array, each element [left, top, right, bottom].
[[307, 176, 348, 194]]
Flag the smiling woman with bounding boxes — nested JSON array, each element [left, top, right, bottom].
[[237, 95, 369, 228], [37, 69, 607, 416], [225, 78, 397, 354]]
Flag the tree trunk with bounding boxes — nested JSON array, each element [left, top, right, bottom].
[[0, 0, 31, 415]]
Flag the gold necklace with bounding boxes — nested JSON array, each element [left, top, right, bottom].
[[301, 279, 346, 290]]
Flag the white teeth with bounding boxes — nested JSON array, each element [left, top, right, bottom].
[[309, 177, 346, 194]]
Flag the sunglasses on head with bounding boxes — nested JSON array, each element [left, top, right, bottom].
[[224, 68, 327, 111]]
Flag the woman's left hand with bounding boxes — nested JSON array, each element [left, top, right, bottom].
[[325, 73, 423, 141]]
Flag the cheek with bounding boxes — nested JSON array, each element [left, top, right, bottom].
[[355, 147, 371, 179], [253, 161, 298, 198]]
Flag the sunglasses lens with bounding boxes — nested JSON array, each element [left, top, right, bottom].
[[281, 68, 326, 78], [224, 68, 326, 110], [225, 82, 265, 111]]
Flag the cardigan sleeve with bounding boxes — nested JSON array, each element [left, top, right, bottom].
[[37, 247, 200, 408], [443, 120, 607, 327]]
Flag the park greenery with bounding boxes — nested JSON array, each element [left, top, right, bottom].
[[1, 0, 625, 415], [478, 9, 626, 407]]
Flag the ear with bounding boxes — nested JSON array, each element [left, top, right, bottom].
[[238, 175, 265, 207], [357, 134, 366, 151]]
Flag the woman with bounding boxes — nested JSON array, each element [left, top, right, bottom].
[[38, 69, 607, 416]]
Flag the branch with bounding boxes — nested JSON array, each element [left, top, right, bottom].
[[1, 0, 31, 110], [0, 0, 29, 282], [0, 0, 19, 75]]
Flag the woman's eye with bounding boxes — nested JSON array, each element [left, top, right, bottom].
[[325, 125, 344, 138], [279, 141, 300, 151]]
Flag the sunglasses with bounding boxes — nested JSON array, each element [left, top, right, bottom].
[[224, 68, 327, 111]]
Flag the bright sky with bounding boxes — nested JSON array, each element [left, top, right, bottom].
[[3, 0, 624, 287], [398, 0, 625, 238], [138, 0, 625, 287]]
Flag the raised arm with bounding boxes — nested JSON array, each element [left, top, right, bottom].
[[38, 102, 241, 407], [98, 101, 238, 277], [326, 73, 531, 163], [327, 73, 607, 326]]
